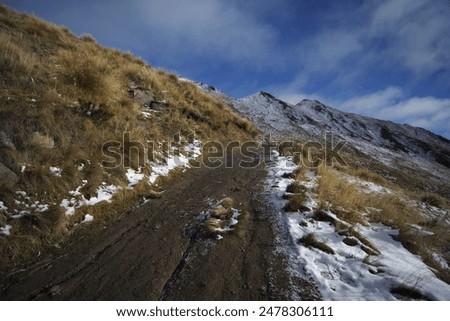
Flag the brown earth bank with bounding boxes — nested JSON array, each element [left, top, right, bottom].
[[0, 152, 319, 300]]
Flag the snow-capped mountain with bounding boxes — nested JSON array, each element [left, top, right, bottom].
[[199, 84, 450, 195]]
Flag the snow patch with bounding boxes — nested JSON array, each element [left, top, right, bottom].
[[82, 214, 94, 223], [60, 180, 119, 215], [126, 168, 144, 187], [60, 198, 76, 216], [0, 224, 12, 236], [0, 201, 7, 212], [49, 166, 62, 177], [35, 203, 49, 213], [184, 139, 202, 158], [86, 184, 118, 206]]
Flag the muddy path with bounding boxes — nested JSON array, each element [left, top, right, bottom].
[[0, 153, 319, 300]]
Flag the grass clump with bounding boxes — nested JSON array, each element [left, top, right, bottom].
[[420, 193, 444, 208], [284, 194, 310, 212], [284, 180, 310, 212], [298, 233, 335, 254], [391, 285, 431, 301], [286, 181, 306, 194]]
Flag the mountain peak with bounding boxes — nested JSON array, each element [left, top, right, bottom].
[[295, 98, 328, 114], [258, 91, 276, 99], [296, 98, 324, 107]]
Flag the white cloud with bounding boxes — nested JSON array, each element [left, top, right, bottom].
[[337, 87, 450, 138], [286, 0, 450, 92], [135, 0, 279, 66], [370, 0, 450, 76], [301, 30, 363, 72], [338, 87, 404, 114]]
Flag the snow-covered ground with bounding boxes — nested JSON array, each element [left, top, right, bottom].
[[266, 153, 450, 300]]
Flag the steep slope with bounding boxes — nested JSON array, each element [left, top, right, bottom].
[[0, 5, 257, 270]]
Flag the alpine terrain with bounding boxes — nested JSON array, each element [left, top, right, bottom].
[[0, 5, 449, 301]]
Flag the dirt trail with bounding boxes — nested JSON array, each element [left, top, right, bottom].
[[0, 153, 319, 300]]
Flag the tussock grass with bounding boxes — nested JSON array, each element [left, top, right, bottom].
[[346, 227, 381, 255], [313, 210, 336, 224], [286, 181, 306, 194], [316, 164, 423, 227], [220, 197, 234, 210], [283, 181, 311, 212], [353, 167, 388, 186], [298, 233, 335, 254], [284, 180, 311, 212], [284, 193, 310, 212], [316, 165, 368, 225], [334, 165, 388, 186], [419, 193, 445, 208]]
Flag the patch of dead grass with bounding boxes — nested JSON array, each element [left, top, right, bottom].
[[298, 233, 335, 254]]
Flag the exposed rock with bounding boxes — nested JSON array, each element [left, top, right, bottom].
[[129, 87, 155, 105], [147, 100, 169, 111], [0, 162, 18, 187], [0, 131, 15, 149], [129, 87, 168, 111]]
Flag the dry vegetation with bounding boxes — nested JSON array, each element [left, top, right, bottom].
[[314, 164, 450, 283], [203, 197, 249, 239], [0, 5, 258, 270], [287, 149, 449, 283], [298, 233, 335, 255]]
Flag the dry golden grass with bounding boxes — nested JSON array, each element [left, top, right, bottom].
[[419, 193, 445, 208], [202, 197, 251, 239], [312, 163, 450, 280], [316, 165, 368, 225], [231, 208, 251, 239], [220, 197, 234, 209], [286, 181, 306, 194], [349, 167, 388, 186], [298, 233, 335, 254], [284, 193, 310, 212], [0, 4, 258, 269]]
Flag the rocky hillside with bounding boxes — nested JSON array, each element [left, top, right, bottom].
[[200, 84, 450, 197], [0, 4, 257, 269]]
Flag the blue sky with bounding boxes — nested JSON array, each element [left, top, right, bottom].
[[4, 0, 450, 138]]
